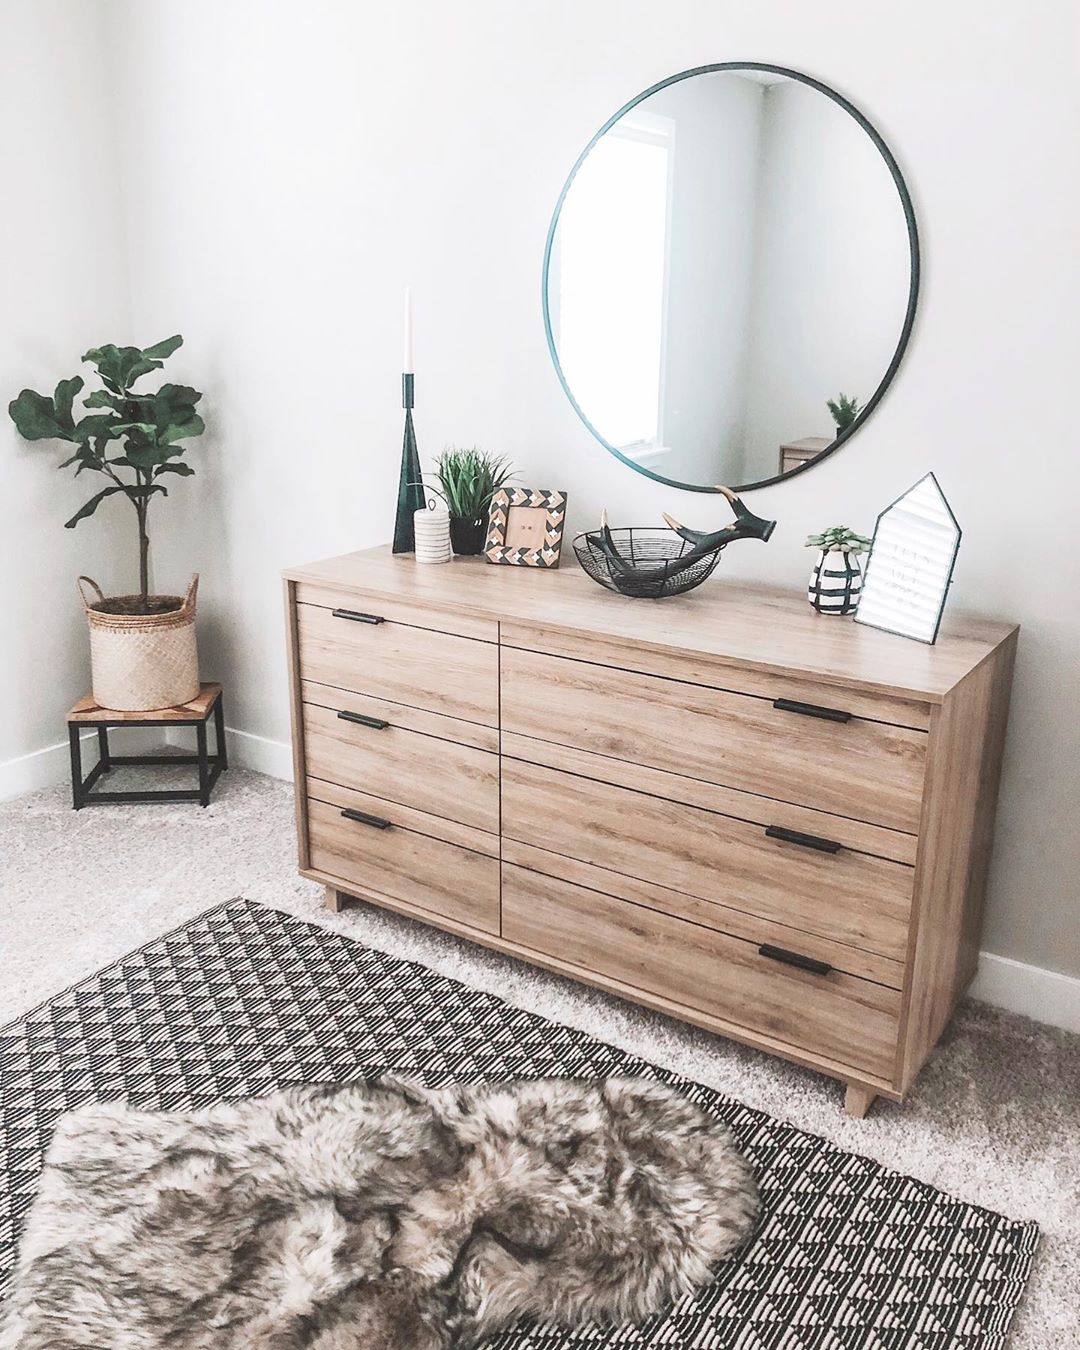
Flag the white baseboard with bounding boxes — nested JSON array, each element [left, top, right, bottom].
[[969, 952, 1080, 1034], [0, 737, 80, 800], [0, 727, 166, 802], [5, 724, 1079, 1034], [223, 726, 293, 779]]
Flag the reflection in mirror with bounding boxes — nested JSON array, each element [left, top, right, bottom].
[[545, 66, 918, 491]]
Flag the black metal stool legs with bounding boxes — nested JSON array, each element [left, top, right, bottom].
[[214, 692, 228, 769], [66, 689, 226, 809], [69, 725, 83, 810]]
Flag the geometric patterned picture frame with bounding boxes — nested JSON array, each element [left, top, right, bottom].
[[485, 487, 568, 567]]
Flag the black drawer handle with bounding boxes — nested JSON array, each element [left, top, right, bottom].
[[340, 807, 392, 830], [758, 944, 833, 977], [332, 607, 384, 625], [336, 709, 390, 730], [765, 824, 842, 855], [772, 697, 851, 724]]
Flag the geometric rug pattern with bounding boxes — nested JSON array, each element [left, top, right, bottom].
[[0, 899, 1039, 1348]]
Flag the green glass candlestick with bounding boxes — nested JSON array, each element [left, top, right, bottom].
[[393, 372, 425, 553]]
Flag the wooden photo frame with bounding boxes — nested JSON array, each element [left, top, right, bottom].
[[485, 488, 568, 568]]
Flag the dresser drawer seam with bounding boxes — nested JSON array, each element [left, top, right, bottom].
[[299, 598, 498, 645], [503, 842, 907, 982], [502, 738, 920, 854], [499, 639, 932, 731], [308, 785, 498, 860]]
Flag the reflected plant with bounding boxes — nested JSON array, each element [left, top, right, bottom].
[[827, 393, 860, 432]]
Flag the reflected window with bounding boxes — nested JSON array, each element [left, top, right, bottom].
[[554, 116, 672, 452]]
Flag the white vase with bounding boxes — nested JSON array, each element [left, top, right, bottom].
[[808, 548, 863, 615], [413, 506, 451, 564]]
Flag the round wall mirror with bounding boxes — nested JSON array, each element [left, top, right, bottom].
[[543, 64, 919, 493]]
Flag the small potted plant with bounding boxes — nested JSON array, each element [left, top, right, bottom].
[[805, 525, 873, 615], [432, 447, 515, 555], [827, 393, 860, 438], [9, 336, 206, 710]]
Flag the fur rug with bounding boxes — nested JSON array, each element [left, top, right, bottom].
[[1, 1075, 758, 1349]]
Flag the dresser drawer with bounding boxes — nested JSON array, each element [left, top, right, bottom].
[[297, 600, 498, 726], [502, 759, 913, 960], [503, 864, 901, 1080], [501, 647, 927, 832], [307, 795, 499, 934], [303, 695, 498, 834]]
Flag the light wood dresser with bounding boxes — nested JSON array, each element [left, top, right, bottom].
[[283, 546, 1018, 1116]]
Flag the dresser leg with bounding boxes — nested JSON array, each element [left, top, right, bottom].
[[844, 1084, 877, 1118], [325, 886, 344, 913]]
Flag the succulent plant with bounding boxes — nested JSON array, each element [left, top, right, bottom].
[[805, 525, 873, 554]]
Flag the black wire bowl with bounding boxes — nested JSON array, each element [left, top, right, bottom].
[[573, 528, 726, 599]]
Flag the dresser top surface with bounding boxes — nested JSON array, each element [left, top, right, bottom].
[[285, 546, 1017, 703]]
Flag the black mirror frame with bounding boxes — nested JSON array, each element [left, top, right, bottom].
[[542, 62, 921, 495]]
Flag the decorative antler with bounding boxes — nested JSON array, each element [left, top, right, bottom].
[[586, 510, 633, 575], [663, 487, 776, 553]]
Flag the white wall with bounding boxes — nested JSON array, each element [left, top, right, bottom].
[[63, 0, 1080, 988], [742, 78, 911, 480], [0, 0, 132, 790]]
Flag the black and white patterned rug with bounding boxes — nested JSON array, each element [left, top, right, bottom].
[[0, 899, 1038, 1348]]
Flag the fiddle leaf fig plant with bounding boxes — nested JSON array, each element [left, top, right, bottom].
[[8, 336, 204, 609]]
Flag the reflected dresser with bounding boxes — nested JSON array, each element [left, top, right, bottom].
[[284, 546, 1018, 1116]]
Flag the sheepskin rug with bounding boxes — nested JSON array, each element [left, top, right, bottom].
[[1, 1074, 758, 1349]]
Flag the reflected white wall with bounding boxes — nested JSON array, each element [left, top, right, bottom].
[[742, 80, 911, 480], [647, 76, 763, 484]]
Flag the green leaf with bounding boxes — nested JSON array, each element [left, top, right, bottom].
[[156, 382, 201, 407], [142, 335, 183, 361], [53, 376, 83, 425], [161, 412, 204, 444], [111, 421, 157, 438], [8, 388, 82, 441], [64, 484, 125, 528], [155, 461, 195, 477], [123, 442, 173, 470], [82, 343, 124, 387], [58, 446, 97, 471], [82, 341, 178, 392], [72, 413, 122, 444], [83, 389, 123, 410], [121, 357, 165, 386]]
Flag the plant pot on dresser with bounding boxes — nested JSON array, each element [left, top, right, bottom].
[[283, 547, 1018, 1117]]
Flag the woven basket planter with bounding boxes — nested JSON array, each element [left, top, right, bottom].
[[78, 575, 200, 712]]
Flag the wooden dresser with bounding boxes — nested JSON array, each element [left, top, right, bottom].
[[283, 546, 1017, 1116]]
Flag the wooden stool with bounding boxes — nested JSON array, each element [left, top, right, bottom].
[[67, 683, 226, 809]]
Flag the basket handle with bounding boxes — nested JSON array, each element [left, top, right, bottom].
[[181, 573, 199, 615], [76, 576, 106, 611]]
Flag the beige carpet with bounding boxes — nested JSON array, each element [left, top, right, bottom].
[[1, 765, 1076, 1347]]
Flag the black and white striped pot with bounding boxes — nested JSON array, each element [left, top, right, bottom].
[[808, 548, 863, 615]]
